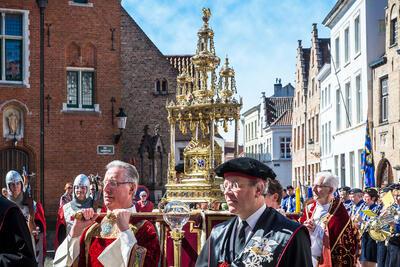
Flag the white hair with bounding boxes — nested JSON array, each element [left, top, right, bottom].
[[315, 171, 339, 192], [106, 160, 139, 184]]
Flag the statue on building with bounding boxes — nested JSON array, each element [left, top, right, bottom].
[[7, 112, 19, 135]]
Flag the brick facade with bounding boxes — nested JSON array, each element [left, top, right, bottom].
[[0, 0, 123, 216], [371, 0, 400, 186], [292, 24, 329, 186]]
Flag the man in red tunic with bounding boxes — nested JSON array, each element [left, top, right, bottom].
[[135, 191, 154, 212], [300, 172, 359, 267], [53, 160, 160, 267]]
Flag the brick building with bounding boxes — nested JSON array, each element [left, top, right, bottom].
[[0, 0, 198, 215], [371, 0, 400, 186], [292, 24, 330, 186]]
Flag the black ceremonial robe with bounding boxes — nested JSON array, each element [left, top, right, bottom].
[[196, 207, 312, 267], [0, 196, 37, 267]]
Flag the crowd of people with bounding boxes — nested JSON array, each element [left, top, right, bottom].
[[1, 157, 399, 266]]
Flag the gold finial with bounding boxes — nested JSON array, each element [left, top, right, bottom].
[[202, 8, 211, 23]]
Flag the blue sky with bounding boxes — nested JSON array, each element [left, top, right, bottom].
[[121, 0, 337, 141]]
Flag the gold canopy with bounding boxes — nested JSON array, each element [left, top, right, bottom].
[[165, 8, 242, 203]]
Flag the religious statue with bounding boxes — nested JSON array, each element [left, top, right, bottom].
[[7, 112, 19, 135]]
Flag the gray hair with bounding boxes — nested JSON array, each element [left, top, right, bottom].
[[106, 160, 139, 184], [315, 171, 339, 192]]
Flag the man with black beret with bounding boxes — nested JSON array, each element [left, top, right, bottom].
[[196, 157, 312, 267], [338, 186, 352, 214]]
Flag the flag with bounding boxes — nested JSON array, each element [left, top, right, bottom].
[[295, 180, 301, 213], [361, 121, 375, 187]]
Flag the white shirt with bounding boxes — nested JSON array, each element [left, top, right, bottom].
[[229, 203, 267, 256], [310, 202, 330, 267], [53, 206, 137, 267]]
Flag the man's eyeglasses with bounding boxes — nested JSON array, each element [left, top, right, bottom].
[[67, 187, 73, 190], [220, 181, 250, 193], [104, 180, 133, 188]]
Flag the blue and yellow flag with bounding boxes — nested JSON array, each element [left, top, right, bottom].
[[361, 121, 375, 187]]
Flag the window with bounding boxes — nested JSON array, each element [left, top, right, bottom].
[[297, 125, 300, 150], [293, 128, 297, 152], [336, 88, 341, 131], [321, 88, 325, 109], [340, 153, 346, 186], [335, 37, 340, 68], [345, 82, 352, 127], [380, 77, 388, 122], [321, 124, 325, 156], [73, 0, 88, 3], [162, 80, 168, 94], [334, 155, 339, 176], [0, 12, 26, 83], [67, 69, 95, 108], [315, 114, 319, 142], [280, 137, 291, 159], [328, 121, 331, 154], [358, 149, 363, 187], [344, 27, 350, 63], [327, 84, 331, 105], [390, 6, 398, 46], [356, 75, 362, 123], [350, 151, 355, 188], [354, 16, 360, 54], [301, 123, 304, 148], [179, 148, 184, 161]]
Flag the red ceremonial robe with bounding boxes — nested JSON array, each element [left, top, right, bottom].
[[34, 202, 47, 265], [135, 200, 154, 212], [76, 214, 160, 267], [300, 198, 359, 266]]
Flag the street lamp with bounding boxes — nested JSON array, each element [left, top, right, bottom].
[[112, 108, 127, 144]]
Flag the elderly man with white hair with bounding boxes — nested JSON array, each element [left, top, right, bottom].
[[300, 172, 359, 267]]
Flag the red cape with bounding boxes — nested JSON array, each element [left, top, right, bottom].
[[77, 214, 160, 267], [300, 198, 359, 266], [35, 202, 47, 264]]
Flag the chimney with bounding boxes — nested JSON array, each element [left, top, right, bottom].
[[274, 78, 282, 97]]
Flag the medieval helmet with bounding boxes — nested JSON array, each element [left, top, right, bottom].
[[73, 174, 90, 199], [5, 170, 23, 191]]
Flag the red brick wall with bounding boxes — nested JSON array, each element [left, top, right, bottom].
[[0, 0, 123, 216]]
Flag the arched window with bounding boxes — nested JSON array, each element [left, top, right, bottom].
[[390, 5, 398, 45], [155, 80, 161, 94], [161, 80, 168, 94]]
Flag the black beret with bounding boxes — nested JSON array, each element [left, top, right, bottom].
[[175, 163, 184, 173], [349, 188, 363, 194], [214, 157, 276, 180], [287, 185, 294, 190], [339, 186, 351, 192]]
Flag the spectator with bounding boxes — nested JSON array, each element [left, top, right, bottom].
[[59, 182, 73, 208]]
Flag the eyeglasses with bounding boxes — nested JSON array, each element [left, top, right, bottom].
[[67, 187, 73, 190], [220, 181, 251, 193], [104, 180, 133, 188]]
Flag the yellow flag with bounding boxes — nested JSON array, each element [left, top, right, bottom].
[[295, 183, 301, 213], [361, 209, 377, 217], [382, 191, 395, 208]]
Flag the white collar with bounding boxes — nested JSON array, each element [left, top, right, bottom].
[[238, 204, 266, 230]]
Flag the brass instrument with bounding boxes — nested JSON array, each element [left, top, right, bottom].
[[368, 205, 400, 242]]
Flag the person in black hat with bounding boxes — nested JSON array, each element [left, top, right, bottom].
[[350, 188, 366, 225], [339, 186, 352, 215], [384, 184, 400, 267], [196, 157, 312, 267]]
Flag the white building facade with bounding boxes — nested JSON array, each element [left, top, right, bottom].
[[322, 0, 386, 187], [242, 81, 294, 187], [317, 63, 334, 173]]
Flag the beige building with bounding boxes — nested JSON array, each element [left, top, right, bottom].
[[370, 0, 400, 186], [292, 24, 330, 186]]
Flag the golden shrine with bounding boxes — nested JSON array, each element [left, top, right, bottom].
[[165, 8, 242, 203]]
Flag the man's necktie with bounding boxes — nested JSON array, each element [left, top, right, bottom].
[[235, 220, 248, 256]]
